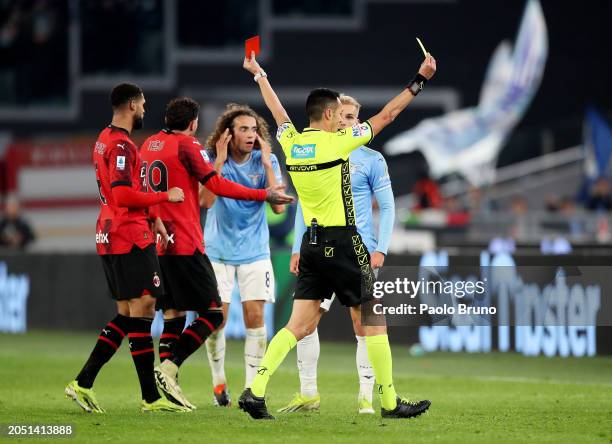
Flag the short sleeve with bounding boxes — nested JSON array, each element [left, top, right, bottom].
[[107, 141, 134, 188], [178, 138, 217, 184], [334, 121, 374, 158], [276, 121, 298, 155], [370, 152, 392, 192]]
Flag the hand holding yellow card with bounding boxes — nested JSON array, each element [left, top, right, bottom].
[[416, 37, 428, 57]]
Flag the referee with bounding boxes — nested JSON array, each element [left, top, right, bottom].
[[238, 51, 436, 420]]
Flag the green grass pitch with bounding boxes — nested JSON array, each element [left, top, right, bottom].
[[1, 330, 611, 443]]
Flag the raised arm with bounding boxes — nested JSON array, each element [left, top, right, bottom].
[[368, 54, 437, 136], [243, 52, 291, 126]]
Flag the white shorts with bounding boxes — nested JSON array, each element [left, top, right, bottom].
[[320, 268, 378, 312], [211, 259, 275, 304]]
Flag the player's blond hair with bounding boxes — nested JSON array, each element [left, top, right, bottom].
[[339, 94, 361, 114], [206, 103, 272, 155]]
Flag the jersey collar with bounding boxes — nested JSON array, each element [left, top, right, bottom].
[[108, 124, 130, 135]]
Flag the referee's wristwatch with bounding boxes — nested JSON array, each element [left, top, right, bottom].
[[254, 70, 267, 82], [407, 73, 427, 96]]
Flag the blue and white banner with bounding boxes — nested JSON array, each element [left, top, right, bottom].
[[384, 0, 548, 185], [0, 262, 30, 334], [583, 107, 612, 181]]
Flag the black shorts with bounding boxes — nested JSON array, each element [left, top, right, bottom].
[[156, 252, 221, 313], [294, 227, 376, 307], [101, 244, 164, 301]]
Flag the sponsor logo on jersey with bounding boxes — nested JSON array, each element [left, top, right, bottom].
[[116, 156, 126, 170], [291, 143, 316, 159], [117, 143, 126, 150], [200, 150, 210, 163], [95, 231, 109, 244], [156, 233, 174, 244], [287, 164, 318, 172]]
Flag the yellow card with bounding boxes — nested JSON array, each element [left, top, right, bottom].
[[416, 37, 428, 57]]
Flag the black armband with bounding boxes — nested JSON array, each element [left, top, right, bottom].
[[406, 73, 428, 96]]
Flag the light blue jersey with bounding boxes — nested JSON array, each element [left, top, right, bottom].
[[205, 150, 282, 265], [293, 146, 394, 254]]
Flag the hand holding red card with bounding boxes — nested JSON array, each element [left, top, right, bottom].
[[245, 35, 260, 59]]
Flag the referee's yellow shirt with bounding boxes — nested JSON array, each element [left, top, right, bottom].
[[276, 121, 374, 227]]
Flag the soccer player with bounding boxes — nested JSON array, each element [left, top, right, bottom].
[[140, 98, 293, 410], [65, 83, 188, 413], [200, 104, 286, 407], [278, 94, 395, 415], [238, 51, 436, 420]]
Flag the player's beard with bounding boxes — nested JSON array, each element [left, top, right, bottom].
[[133, 114, 144, 131]]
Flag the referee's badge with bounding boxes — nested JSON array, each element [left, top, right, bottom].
[[325, 247, 334, 257]]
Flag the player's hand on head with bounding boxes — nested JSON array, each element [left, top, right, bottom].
[[418, 53, 437, 80], [216, 128, 231, 162], [289, 253, 300, 275], [265, 183, 294, 204], [168, 187, 184, 203], [243, 51, 262, 75], [257, 134, 272, 164]]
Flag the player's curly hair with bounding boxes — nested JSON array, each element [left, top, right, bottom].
[[205, 103, 272, 155]]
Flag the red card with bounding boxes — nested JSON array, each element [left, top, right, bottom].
[[245, 35, 260, 58]]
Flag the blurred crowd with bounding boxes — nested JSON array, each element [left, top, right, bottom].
[[81, 0, 163, 76], [0, 196, 35, 250], [407, 171, 612, 249], [0, 0, 68, 105]]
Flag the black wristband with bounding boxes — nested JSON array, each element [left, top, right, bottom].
[[406, 73, 428, 96]]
